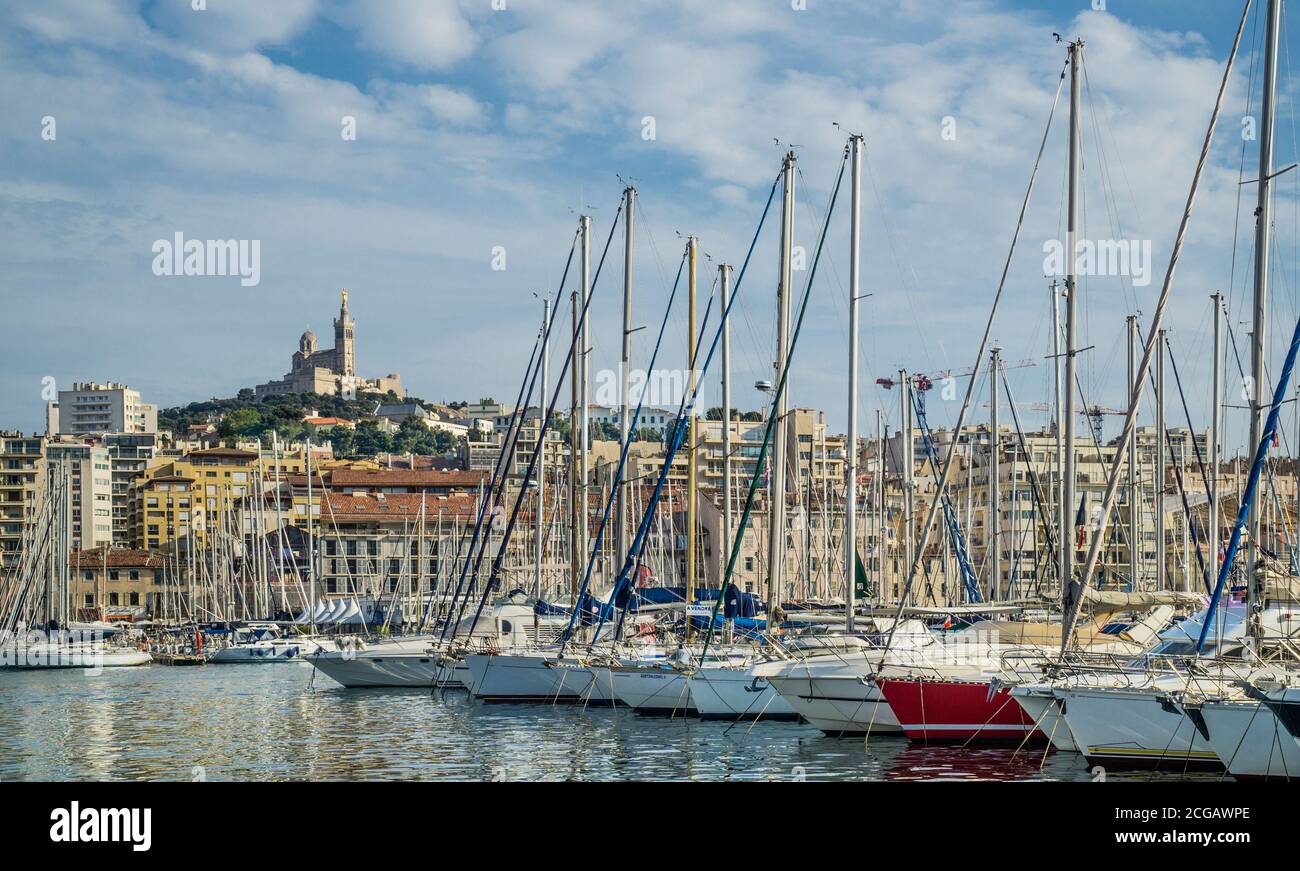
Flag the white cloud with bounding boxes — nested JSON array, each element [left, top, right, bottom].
[[0, 0, 1282, 442], [149, 0, 320, 53], [340, 0, 479, 69]]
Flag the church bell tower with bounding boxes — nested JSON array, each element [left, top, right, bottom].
[[333, 288, 355, 376]]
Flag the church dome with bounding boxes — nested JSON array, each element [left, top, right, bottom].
[[299, 330, 317, 353]]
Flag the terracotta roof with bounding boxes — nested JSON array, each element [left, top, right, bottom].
[[376, 454, 464, 471], [320, 492, 478, 522], [285, 474, 328, 487], [305, 417, 353, 426], [72, 547, 165, 569], [329, 469, 486, 488], [186, 447, 258, 459]]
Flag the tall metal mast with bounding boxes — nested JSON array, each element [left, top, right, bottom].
[[1062, 40, 1082, 614], [686, 235, 698, 640], [766, 151, 795, 614], [1210, 293, 1223, 592], [720, 263, 734, 628], [1248, 0, 1281, 625], [617, 188, 636, 565], [845, 134, 863, 631], [990, 345, 1001, 599], [534, 299, 549, 615], [1051, 281, 1064, 592], [306, 430, 315, 627], [1156, 329, 1167, 590], [899, 369, 914, 605], [877, 409, 885, 599], [569, 288, 580, 604], [1126, 315, 1139, 589], [579, 215, 592, 594]]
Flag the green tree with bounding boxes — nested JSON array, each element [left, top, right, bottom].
[[327, 426, 356, 457], [353, 420, 392, 457], [219, 407, 262, 438]]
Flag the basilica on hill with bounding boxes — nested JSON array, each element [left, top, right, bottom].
[[254, 290, 404, 399]]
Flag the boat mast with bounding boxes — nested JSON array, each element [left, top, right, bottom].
[[1156, 329, 1167, 590], [1248, 0, 1281, 630], [1126, 316, 1138, 589], [535, 298, 549, 631], [846, 134, 863, 632], [877, 409, 885, 599], [617, 187, 636, 566], [686, 235, 698, 640], [1211, 293, 1223, 591], [899, 369, 914, 605], [579, 215, 592, 596], [306, 430, 315, 627], [766, 151, 796, 615], [1051, 280, 1064, 592], [720, 262, 733, 603], [990, 344, 1001, 599], [569, 287, 580, 607], [1062, 39, 1082, 615]]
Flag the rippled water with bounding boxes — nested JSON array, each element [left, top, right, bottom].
[[0, 665, 1219, 781]]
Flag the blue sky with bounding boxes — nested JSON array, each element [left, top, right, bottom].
[[2, 0, 1298, 457]]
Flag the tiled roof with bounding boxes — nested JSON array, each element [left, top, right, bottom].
[[71, 547, 165, 569], [320, 492, 478, 521], [329, 469, 486, 488], [186, 447, 258, 459]]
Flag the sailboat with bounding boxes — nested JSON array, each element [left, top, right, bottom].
[[1010, 0, 1300, 772], [1, 457, 150, 670]]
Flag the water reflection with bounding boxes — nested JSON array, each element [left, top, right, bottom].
[[0, 666, 1201, 782]]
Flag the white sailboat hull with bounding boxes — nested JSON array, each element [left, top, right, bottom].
[[688, 666, 798, 720], [764, 671, 899, 735], [610, 666, 696, 714], [1200, 692, 1300, 781], [306, 638, 449, 687], [209, 641, 304, 663], [466, 652, 610, 703], [308, 650, 443, 687], [1009, 686, 1077, 752], [0, 645, 152, 669], [1057, 685, 1222, 769]]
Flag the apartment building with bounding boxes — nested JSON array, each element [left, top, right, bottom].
[[129, 447, 307, 551], [45, 439, 113, 550], [0, 433, 44, 570], [103, 433, 161, 545], [71, 547, 167, 620], [46, 381, 158, 436]]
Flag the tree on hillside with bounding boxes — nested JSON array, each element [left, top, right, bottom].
[[219, 407, 261, 438], [353, 420, 392, 457]]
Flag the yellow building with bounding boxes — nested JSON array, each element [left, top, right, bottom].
[[0, 433, 45, 570], [71, 547, 168, 620], [129, 446, 312, 551]]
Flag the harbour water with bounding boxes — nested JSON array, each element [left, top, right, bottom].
[[0, 665, 1219, 782]]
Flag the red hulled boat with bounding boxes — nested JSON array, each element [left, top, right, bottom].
[[876, 676, 1047, 744]]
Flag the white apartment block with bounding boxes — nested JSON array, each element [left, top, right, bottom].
[[46, 382, 158, 436], [46, 440, 114, 550]]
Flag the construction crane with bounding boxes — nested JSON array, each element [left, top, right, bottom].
[[979, 400, 1123, 443], [1079, 404, 1126, 444], [876, 358, 1037, 420]]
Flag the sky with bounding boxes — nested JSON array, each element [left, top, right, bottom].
[[2, 0, 1299, 457]]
